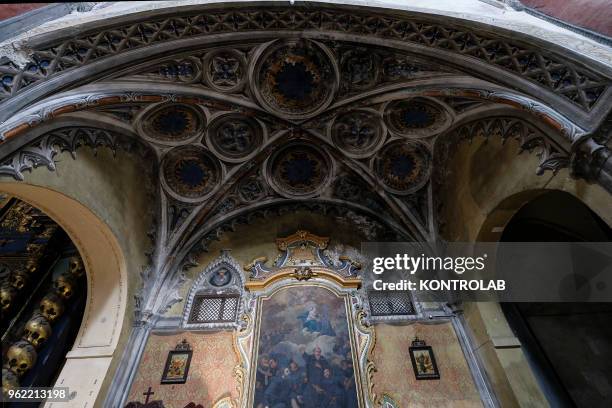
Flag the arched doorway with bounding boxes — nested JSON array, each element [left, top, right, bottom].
[[1, 196, 86, 406], [500, 191, 612, 408], [0, 184, 128, 407]]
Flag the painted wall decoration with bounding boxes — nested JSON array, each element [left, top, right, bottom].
[[371, 323, 482, 407], [125, 332, 240, 408], [252, 285, 358, 408]]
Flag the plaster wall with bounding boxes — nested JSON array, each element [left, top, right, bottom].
[[372, 322, 482, 408], [125, 331, 240, 407], [436, 134, 612, 407], [0, 147, 155, 407]]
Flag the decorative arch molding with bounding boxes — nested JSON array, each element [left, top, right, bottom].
[[0, 112, 158, 180], [145, 199, 413, 321], [181, 249, 246, 330], [433, 108, 571, 175], [0, 182, 128, 407], [0, 2, 611, 128], [0, 77, 588, 144]]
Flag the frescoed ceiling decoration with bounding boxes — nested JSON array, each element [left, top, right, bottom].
[[0, 4, 610, 318]]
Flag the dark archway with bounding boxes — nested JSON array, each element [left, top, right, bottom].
[[501, 190, 612, 408], [1, 197, 86, 405]]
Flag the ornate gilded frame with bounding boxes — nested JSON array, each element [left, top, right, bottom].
[[236, 269, 376, 408]]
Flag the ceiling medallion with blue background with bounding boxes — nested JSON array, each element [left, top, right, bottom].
[[162, 146, 221, 200], [139, 103, 205, 143], [268, 143, 332, 198], [206, 114, 262, 162], [253, 39, 338, 120], [384, 97, 451, 138], [330, 109, 385, 158], [375, 140, 432, 195]]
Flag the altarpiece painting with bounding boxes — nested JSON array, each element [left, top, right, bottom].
[[252, 285, 358, 408]]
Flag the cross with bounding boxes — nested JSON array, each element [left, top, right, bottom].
[[143, 387, 154, 404]]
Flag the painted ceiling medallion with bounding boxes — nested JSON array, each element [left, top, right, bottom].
[[203, 49, 247, 93], [162, 146, 220, 200], [253, 40, 338, 119], [375, 140, 431, 195], [331, 110, 385, 158], [206, 114, 262, 162], [141, 103, 205, 142], [385, 98, 450, 138], [268, 144, 332, 197]]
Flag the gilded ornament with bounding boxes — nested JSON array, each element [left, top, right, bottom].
[[68, 256, 85, 278], [1, 201, 35, 232], [54, 273, 76, 299], [7, 340, 37, 377], [244, 257, 268, 272], [2, 368, 20, 397], [39, 293, 65, 322], [23, 314, 53, 348], [1, 282, 16, 311], [291, 266, 318, 281]]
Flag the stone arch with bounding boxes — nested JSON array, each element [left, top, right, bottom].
[[0, 182, 128, 407], [476, 188, 611, 242]]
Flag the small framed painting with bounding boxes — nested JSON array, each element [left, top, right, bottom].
[[409, 337, 440, 380], [161, 339, 193, 384]]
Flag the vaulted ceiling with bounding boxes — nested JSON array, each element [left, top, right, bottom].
[[0, 3, 610, 316]]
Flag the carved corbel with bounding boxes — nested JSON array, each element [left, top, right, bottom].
[[571, 137, 612, 194]]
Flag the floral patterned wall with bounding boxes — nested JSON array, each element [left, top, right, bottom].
[[372, 322, 482, 407], [126, 331, 240, 408]]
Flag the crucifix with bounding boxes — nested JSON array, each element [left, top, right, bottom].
[[143, 387, 154, 404]]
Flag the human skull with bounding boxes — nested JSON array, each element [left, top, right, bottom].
[[39, 293, 65, 322], [53, 273, 76, 299], [1, 283, 16, 311], [2, 368, 20, 397], [9, 269, 29, 290], [68, 256, 85, 278], [25, 258, 38, 274], [23, 314, 52, 348], [7, 340, 37, 377]]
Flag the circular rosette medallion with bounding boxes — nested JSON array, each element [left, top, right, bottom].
[[206, 114, 262, 162], [384, 98, 450, 138], [375, 140, 431, 194], [267, 144, 332, 198], [253, 40, 338, 119], [139, 103, 205, 144], [331, 110, 385, 158], [203, 49, 247, 93], [162, 146, 221, 200]]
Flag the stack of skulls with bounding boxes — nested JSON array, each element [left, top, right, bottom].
[[2, 256, 85, 397]]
